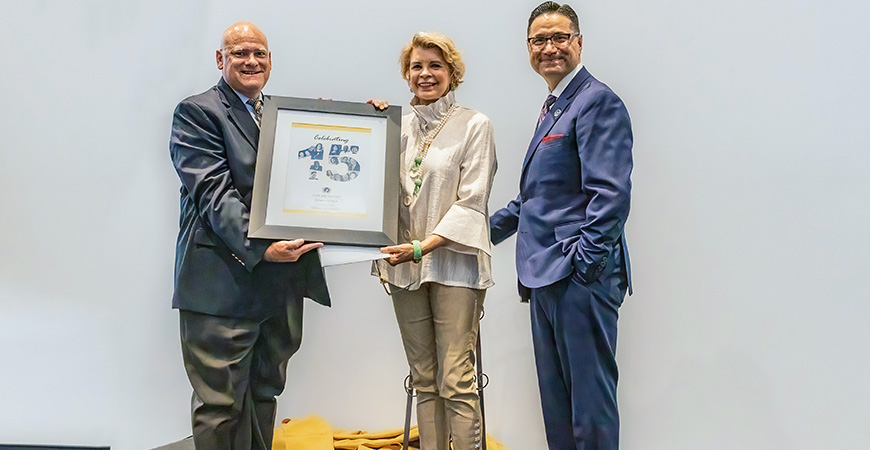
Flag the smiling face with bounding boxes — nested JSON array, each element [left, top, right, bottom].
[[216, 22, 271, 99], [408, 46, 452, 105], [528, 13, 582, 90]]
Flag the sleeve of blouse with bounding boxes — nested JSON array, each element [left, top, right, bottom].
[[432, 115, 498, 255]]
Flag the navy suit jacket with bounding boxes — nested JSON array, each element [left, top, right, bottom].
[[169, 78, 330, 319], [491, 67, 633, 294]]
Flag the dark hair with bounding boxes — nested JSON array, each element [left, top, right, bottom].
[[527, 2, 580, 35]]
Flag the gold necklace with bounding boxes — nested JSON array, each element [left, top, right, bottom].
[[409, 103, 459, 196]]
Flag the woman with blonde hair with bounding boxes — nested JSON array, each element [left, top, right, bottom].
[[371, 32, 497, 450]]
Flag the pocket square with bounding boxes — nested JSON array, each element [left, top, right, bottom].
[[541, 134, 565, 143]]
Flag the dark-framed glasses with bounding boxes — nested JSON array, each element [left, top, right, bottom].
[[527, 32, 579, 49]]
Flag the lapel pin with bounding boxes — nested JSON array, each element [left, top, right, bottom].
[[554, 109, 562, 118]]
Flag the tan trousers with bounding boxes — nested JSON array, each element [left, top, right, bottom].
[[391, 282, 485, 450]]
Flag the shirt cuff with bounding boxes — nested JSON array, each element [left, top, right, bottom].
[[432, 204, 492, 256]]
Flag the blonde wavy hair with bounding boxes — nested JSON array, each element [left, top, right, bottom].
[[399, 32, 465, 91]]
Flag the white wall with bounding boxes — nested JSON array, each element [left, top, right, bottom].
[[1, 1, 868, 449]]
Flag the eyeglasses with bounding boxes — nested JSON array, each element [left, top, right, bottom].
[[527, 32, 579, 49], [222, 48, 269, 60]]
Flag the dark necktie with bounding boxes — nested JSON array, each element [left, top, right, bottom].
[[538, 94, 557, 127], [247, 98, 263, 126]]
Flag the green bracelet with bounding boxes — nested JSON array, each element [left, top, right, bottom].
[[412, 240, 423, 263]]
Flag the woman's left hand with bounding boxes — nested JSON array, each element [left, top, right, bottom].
[[380, 243, 415, 266], [367, 98, 390, 111]]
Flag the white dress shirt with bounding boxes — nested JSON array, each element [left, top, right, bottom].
[[231, 88, 263, 126], [549, 63, 584, 98]]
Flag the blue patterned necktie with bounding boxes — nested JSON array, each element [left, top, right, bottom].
[[246, 98, 263, 126], [538, 94, 557, 128]]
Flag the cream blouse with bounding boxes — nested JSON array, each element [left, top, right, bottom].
[[374, 92, 497, 290]]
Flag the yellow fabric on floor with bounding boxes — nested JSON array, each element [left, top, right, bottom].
[[272, 416, 333, 450], [333, 425, 419, 450], [272, 415, 512, 450]]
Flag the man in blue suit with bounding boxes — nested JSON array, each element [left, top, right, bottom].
[[169, 22, 329, 450], [489, 3, 633, 449]]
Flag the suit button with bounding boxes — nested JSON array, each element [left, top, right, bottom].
[[404, 230, 412, 240], [403, 196, 412, 206]]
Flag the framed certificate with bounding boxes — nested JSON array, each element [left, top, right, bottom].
[[249, 96, 402, 246]]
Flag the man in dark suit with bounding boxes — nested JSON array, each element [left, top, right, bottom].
[[489, 3, 633, 449], [169, 22, 330, 450]]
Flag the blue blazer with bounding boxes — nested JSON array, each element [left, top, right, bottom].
[[490, 67, 633, 293], [169, 78, 330, 319]]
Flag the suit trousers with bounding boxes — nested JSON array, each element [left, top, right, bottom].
[[390, 282, 485, 450], [530, 266, 627, 450], [179, 297, 304, 450]]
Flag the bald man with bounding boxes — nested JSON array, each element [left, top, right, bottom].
[[169, 22, 330, 449]]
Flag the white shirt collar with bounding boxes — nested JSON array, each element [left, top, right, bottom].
[[549, 63, 583, 99], [230, 88, 263, 123], [410, 91, 457, 133]]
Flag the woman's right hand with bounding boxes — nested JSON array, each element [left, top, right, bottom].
[[380, 243, 415, 266], [367, 99, 389, 111]]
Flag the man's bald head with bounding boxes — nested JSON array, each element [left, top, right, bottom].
[[221, 21, 269, 49], [216, 21, 272, 99]]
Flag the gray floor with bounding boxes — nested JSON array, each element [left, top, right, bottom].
[[150, 437, 194, 450]]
